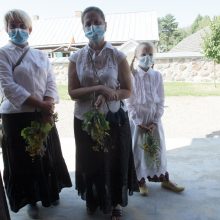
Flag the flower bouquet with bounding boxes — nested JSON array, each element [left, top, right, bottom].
[[82, 109, 110, 152], [21, 113, 58, 160], [140, 131, 161, 169]]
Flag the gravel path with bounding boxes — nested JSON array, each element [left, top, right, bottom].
[[55, 96, 220, 139]]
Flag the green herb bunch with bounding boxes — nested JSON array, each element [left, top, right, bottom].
[[82, 109, 110, 152], [140, 132, 161, 169], [21, 113, 58, 160]]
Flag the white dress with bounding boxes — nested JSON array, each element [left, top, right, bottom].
[[126, 66, 167, 180]]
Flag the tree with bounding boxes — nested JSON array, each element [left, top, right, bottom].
[[203, 17, 220, 87], [175, 27, 189, 44], [158, 14, 212, 52], [158, 14, 180, 52], [191, 14, 211, 34]]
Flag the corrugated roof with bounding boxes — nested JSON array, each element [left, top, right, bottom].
[[170, 27, 210, 53], [0, 11, 159, 48]]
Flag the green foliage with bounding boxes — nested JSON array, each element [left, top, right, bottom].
[[140, 132, 160, 169], [164, 82, 220, 96], [158, 14, 182, 52], [58, 85, 71, 100], [203, 17, 220, 64], [191, 14, 211, 34], [177, 28, 189, 40], [158, 14, 212, 52], [82, 109, 110, 152], [57, 83, 220, 99], [21, 121, 53, 159], [159, 14, 178, 34], [21, 113, 58, 160]]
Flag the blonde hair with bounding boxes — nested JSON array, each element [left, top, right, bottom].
[[4, 9, 32, 31], [130, 42, 154, 73]]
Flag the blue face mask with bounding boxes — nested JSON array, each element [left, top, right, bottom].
[[84, 25, 105, 44], [138, 55, 154, 69], [8, 28, 29, 45]]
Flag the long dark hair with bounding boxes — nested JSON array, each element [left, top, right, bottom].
[[81, 6, 105, 24]]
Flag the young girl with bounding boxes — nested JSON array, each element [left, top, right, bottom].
[[126, 42, 184, 196]]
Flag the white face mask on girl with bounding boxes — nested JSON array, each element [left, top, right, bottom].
[[138, 55, 154, 69]]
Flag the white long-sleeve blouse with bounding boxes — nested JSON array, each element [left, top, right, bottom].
[[0, 42, 58, 114], [126, 67, 164, 125]]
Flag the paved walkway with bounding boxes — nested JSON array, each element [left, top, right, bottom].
[[0, 97, 220, 220]]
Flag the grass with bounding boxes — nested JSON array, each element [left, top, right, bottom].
[[58, 82, 220, 100], [164, 82, 220, 96], [57, 85, 71, 100]]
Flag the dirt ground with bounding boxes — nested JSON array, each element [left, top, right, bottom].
[[55, 96, 220, 139]]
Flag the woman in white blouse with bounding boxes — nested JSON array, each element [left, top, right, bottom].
[[68, 6, 137, 220], [126, 42, 184, 196], [0, 9, 72, 218]]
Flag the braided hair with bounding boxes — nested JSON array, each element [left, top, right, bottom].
[[130, 42, 154, 75]]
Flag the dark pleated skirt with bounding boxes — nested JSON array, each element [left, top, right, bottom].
[[74, 113, 138, 214], [1, 112, 72, 212]]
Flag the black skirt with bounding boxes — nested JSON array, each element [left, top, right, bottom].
[[1, 112, 72, 212], [74, 113, 138, 214]]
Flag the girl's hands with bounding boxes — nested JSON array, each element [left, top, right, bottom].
[[147, 123, 156, 133], [138, 124, 149, 132], [138, 123, 156, 133]]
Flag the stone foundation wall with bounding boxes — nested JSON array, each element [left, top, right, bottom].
[[52, 60, 69, 85], [154, 56, 220, 82], [51, 55, 220, 85]]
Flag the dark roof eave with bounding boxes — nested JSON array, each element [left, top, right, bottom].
[[32, 39, 159, 50]]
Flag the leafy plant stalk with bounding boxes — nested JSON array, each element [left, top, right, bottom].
[[140, 131, 161, 170], [21, 113, 58, 160], [82, 108, 110, 152]]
